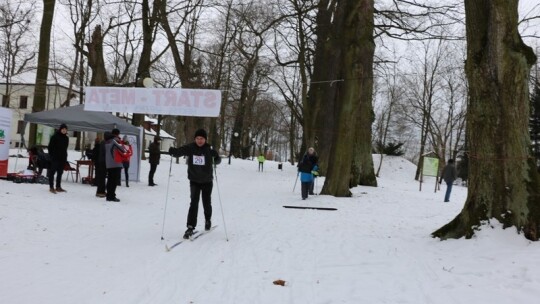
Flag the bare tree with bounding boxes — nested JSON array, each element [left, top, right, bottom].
[[29, 0, 56, 147], [0, 0, 36, 107]]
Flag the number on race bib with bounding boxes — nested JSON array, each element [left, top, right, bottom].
[[193, 155, 205, 165]]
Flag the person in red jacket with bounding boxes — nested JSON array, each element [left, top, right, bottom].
[[120, 135, 133, 187]]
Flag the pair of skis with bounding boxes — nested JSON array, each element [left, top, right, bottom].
[[165, 225, 218, 252]]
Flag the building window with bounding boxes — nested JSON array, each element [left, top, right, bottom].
[[17, 120, 25, 134], [20, 96, 28, 109], [1, 95, 7, 107]]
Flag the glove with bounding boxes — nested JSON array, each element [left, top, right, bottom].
[[211, 150, 221, 165], [311, 170, 319, 176], [169, 147, 180, 157]]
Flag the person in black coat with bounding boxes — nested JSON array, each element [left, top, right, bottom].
[[47, 123, 69, 193], [92, 137, 106, 195], [148, 136, 161, 186], [169, 129, 221, 239], [439, 159, 458, 202]]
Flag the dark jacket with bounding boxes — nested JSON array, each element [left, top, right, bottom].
[[92, 142, 101, 164], [169, 143, 221, 183], [47, 130, 69, 163], [148, 141, 161, 165], [298, 153, 318, 174], [441, 163, 457, 184], [97, 132, 112, 169]]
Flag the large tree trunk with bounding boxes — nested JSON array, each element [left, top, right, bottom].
[[322, 0, 375, 196], [433, 0, 539, 240], [350, 0, 376, 188], [29, 0, 55, 147], [306, 0, 340, 172], [86, 26, 108, 86]]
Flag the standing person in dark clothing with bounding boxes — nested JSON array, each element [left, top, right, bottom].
[[104, 129, 127, 202], [95, 134, 108, 197], [439, 159, 458, 202], [148, 136, 161, 186], [90, 138, 101, 187], [47, 123, 69, 194], [297, 147, 319, 199], [168, 129, 221, 239]]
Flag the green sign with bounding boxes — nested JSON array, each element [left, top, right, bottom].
[[422, 157, 439, 177]]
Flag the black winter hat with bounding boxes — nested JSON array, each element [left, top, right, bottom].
[[112, 128, 120, 135], [194, 129, 207, 140], [59, 123, 68, 130]]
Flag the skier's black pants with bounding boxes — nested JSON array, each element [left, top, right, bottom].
[[149, 163, 158, 184], [48, 160, 64, 189], [187, 181, 213, 228], [106, 167, 122, 200], [301, 181, 312, 199]]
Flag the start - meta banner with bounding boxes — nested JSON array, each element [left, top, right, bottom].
[[84, 87, 221, 117]]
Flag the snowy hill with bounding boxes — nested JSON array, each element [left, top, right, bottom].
[[1, 152, 539, 303]]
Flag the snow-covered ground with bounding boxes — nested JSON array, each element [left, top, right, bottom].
[[1, 150, 539, 304]]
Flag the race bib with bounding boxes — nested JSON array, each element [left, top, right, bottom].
[[193, 155, 205, 166]]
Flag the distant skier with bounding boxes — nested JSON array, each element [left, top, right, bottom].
[[257, 153, 265, 172], [439, 159, 457, 202], [169, 129, 221, 239], [297, 147, 319, 199]]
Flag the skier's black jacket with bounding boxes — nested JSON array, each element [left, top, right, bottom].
[[169, 143, 221, 183], [298, 153, 318, 173]]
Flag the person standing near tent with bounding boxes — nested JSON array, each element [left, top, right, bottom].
[[47, 123, 69, 194], [439, 159, 458, 202], [257, 153, 265, 172], [104, 128, 127, 202], [168, 129, 221, 239], [120, 135, 133, 187], [95, 135, 108, 197], [148, 136, 161, 186], [297, 147, 319, 199]]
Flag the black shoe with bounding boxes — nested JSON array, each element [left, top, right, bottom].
[[183, 227, 195, 239], [149, 183, 157, 186], [107, 198, 120, 202], [205, 220, 211, 231]]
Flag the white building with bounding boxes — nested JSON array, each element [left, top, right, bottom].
[[0, 72, 80, 149]]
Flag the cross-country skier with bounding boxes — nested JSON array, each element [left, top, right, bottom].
[[168, 129, 221, 239], [297, 147, 319, 199]]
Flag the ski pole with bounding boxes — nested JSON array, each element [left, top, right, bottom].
[[213, 164, 229, 241], [160, 155, 174, 240], [293, 171, 299, 192]]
